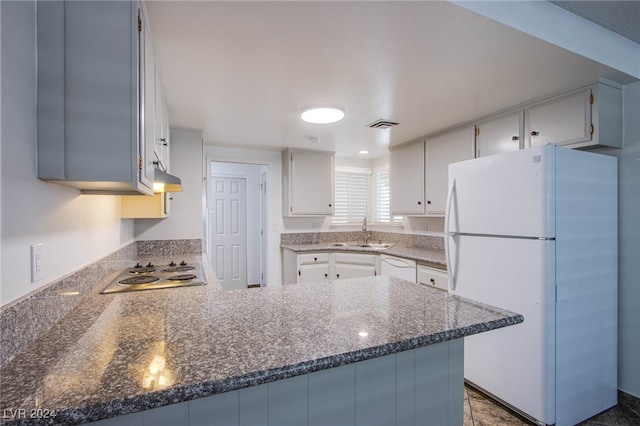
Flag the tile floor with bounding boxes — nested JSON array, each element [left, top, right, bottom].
[[463, 384, 640, 426]]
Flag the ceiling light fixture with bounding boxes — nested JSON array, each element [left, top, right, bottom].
[[359, 150, 369, 155], [301, 106, 345, 124]]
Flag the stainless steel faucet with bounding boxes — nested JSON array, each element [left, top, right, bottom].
[[362, 217, 371, 244]]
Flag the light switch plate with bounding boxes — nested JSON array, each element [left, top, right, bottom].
[[31, 243, 44, 282]]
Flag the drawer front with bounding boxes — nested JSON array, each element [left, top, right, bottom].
[[417, 266, 449, 291], [333, 253, 377, 265], [298, 253, 329, 265]]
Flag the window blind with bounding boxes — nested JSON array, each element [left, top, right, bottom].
[[332, 170, 371, 224], [373, 169, 402, 224]]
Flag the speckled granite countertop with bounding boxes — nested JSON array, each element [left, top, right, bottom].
[[281, 242, 447, 267], [0, 254, 522, 425]]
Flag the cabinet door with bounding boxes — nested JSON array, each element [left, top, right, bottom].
[[528, 88, 592, 148], [475, 111, 524, 158], [334, 264, 376, 280], [290, 151, 334, 215], [140, 7, 157, 188], [299, 263, 330, 283], [154, 66, 166, 170], [425, 125, 474, 215], [389, 141, 425, 215]]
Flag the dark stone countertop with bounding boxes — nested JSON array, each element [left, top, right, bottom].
[[0, 254, 522, 425]]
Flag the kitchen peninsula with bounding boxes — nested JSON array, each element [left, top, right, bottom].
[[0, 253, 522, 426]]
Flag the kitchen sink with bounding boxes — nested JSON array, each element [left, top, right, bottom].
[[331, 242, 393, 249], [357, 243, 393, 249]]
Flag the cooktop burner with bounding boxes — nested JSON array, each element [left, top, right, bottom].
[[162, 265, 196, 273], [101, 261, 207, 294], [119, 276, 160, 285], [167, 273, 198, 281]]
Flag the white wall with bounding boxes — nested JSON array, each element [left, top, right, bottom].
[[134, 128, 204, 241], [0, 0, 132, 305], [210, 162, 267, 286], [205, 146, 283, 287]]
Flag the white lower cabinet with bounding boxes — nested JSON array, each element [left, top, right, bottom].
[[333, 253, 377, 280], [300, 262, 330, 283], [283, 251, 330, 284], [283, 251, 379, 284], [417, 264, 449, 291]]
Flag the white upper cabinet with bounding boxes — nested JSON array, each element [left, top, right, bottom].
[[425, 125, 475, 215], [36, 1, 157, 195], [475, 111, 524, 158], [527, 82, 622, 150], [528, 88, 592, 148], [390, 141, 425, 215], [282, 149, 335, 216]]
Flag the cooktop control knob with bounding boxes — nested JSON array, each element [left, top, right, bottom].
[[146, 262, 154, 268], [169, 261, 176, 267], [134, 262, 142, 268], [180, 261, 187, 266]]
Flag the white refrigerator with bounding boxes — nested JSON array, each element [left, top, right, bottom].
[[445, 145, 618, 426]]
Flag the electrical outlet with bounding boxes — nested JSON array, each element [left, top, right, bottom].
[[312, 223, 320, 230], [420, 223, 429, 232], [31, 243, 44, 282]]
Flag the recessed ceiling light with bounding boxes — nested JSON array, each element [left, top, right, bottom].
[[359, 150, 369, 155], [301, 106, 345, 124]]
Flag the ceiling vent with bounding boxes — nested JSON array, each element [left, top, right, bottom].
[[366, 119, 399, 129]]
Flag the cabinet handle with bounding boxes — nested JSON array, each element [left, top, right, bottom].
[[329, 204, 332, 207], [298, 270, 301, 276], [531, 131, 539, 136], [427, 200, 431, 205], [430, 278, 435, 284], [512, 136, 519, 141], [314, 257, 317, 262], [324, 273, 328, 278], [152, 160, 159, 166], [336, 274, 340, 278], [418, 201, 422, 205]]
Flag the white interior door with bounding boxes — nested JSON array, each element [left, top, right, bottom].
[[210, 176, 247, 289]]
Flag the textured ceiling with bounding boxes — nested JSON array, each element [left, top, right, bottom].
[[552, 1, 640, 44]]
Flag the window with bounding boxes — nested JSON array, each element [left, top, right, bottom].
[[332, 166, 402, 225], [372, 167, 403, 224], [333, 169, 371, 224]]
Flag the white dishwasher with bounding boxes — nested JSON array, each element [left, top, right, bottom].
[[380, 254, 416, 282]]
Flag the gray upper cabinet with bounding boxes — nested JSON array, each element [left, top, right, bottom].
[[36, 1, 154, 195]]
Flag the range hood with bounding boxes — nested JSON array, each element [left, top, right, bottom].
[[153, 169, 183, 192]]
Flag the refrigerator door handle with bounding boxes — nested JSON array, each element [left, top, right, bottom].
[[445, 178, 457, 290]]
